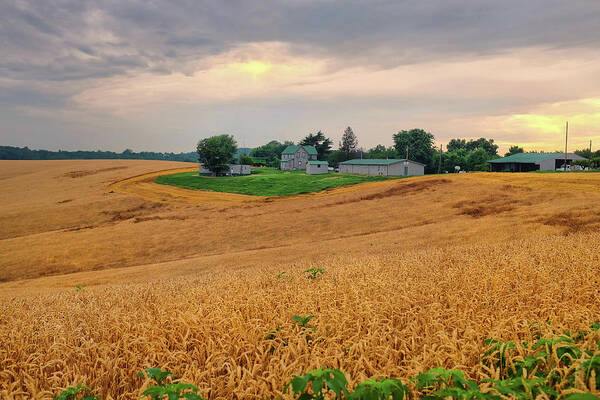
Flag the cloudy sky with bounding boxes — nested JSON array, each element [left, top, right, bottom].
[[1, 0, 600, 153]]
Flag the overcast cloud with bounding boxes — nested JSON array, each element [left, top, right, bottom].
[[1, 0, 600, 152]]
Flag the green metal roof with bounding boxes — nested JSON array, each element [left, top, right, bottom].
[[488, 152, 584, 163], [308, 160, 328, 165], [281, 145, 318, 155], [340, 158, 425, 166]]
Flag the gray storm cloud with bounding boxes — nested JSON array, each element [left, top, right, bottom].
[[1, 0, 600, 151]]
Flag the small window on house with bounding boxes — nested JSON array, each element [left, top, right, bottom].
[[317, 164, 320, 168]]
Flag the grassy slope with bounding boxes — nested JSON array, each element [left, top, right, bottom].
[[155, 167, 402, 196]]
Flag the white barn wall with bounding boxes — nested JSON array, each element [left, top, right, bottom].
[[306, 163, 328, 174], [388, 162, 424, 176]]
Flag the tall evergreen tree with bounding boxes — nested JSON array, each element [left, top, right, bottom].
[[339, 127, 358, 160], [299, 131, 333, 160]]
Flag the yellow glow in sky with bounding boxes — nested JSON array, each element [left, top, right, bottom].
[[236, 60, 273, 76]]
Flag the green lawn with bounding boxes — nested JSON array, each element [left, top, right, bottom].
[[155, 168, 403, 196]]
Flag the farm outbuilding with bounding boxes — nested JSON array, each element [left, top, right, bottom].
[[339, 159, 425, 176], [488, 153, 587, 172], [198, 164, 251, 176], [306, 160, 329, 175]]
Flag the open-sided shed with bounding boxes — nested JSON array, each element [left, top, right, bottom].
[[488, 153, 587, 172]]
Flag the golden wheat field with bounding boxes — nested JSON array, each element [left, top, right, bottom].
[[1, 160, 600, 399]]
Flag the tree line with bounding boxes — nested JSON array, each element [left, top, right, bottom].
[[245, 128, 599, 173], [0, 146, 198, 162]]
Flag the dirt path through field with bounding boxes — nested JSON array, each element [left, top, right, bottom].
[[109, 167, 259, 205]]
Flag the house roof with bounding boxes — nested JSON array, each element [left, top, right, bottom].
[[308, 160, 328, 165], [339, 158, 425, 166], [488, 152, 587, 163], [281, 145, 318, 155]]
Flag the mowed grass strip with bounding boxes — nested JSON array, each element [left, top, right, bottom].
[[155, 168, 402, 196]]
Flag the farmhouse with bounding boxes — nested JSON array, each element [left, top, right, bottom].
[[199, 164, 251, 176], [306, 160, 329, 175], [488, 153, 587, 172], [339, 159, 425, 176], [280, 145, 318, 170]]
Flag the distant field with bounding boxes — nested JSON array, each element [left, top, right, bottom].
[[155, 167, 402, 196]]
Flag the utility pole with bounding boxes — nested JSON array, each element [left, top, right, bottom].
[[564, 121, 568, 172], [438, 144, 442, 174], [404, 145, 409, 176]]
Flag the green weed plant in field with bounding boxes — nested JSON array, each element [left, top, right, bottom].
[[54, 323, 600, 400]]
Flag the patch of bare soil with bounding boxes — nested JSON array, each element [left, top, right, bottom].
[[333, 179, 451, 205], [133, 214, 188, 223], [101, 202, 167, 222], [453, 193, 526, 218], [538, 209, 600, 235], [62, 166, 128, 178]]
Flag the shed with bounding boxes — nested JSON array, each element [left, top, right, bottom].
[[198, 164, 251, 176], [488, 153, 587, 172], [339, 159, 425, 176], [306, 160, 329, 175]]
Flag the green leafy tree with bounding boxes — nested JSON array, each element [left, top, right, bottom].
[[196, 135, 237, 175], [268, 157, 281, 168], [574, 148, 597, 159], [466, 148, 497, 171], [250, 140, 293, 164], [447, 139, 467, 152], [239, 154, 253, 165], [327, 150, 346, 168], [448, 138, 498, 155], [442, 149, 468, 172], [505, 145, 524, 157], [465, 138, 498, 155], [367, 145, 399, 159], [300, 131, 333, 160], [572, 159, 591, 169], [340, 127, 358, 160], [393, 129, 436, 173]]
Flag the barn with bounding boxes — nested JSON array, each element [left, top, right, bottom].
[[339, 159, 425, 176], [306, 160, 329, 175], [198, 164, 251, 176], [488, 153, 587, 172]]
